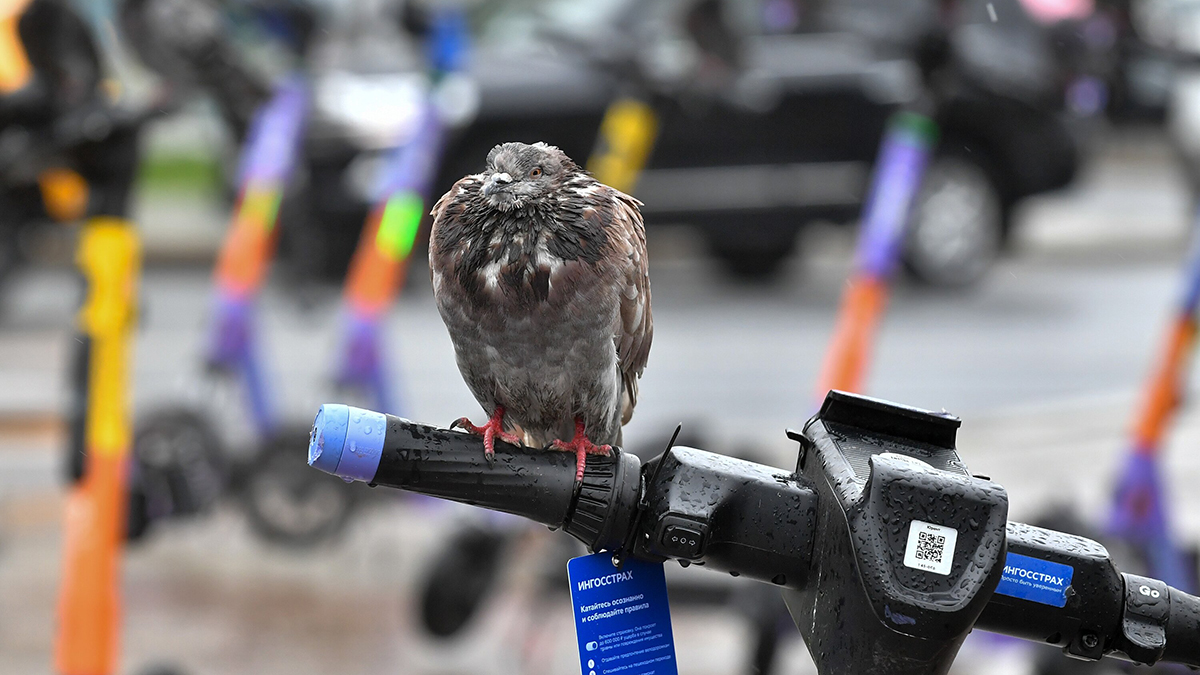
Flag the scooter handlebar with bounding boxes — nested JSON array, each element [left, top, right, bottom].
[[307, 404, 817, 581], [308, 404, 639, 549], [1164, 587, 1200, 667], [308, 401, 1200, 672]]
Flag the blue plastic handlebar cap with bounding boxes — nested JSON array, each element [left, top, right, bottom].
[[309, 404, 349, 474], [308, 403, 386, 482]]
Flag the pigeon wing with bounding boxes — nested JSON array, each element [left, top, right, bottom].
[[602, 189, 653, 424]]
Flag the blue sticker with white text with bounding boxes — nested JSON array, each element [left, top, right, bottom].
[[994, 552, 1074, 607], [568, 553, 678, 675]]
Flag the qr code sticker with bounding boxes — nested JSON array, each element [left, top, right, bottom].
[[915, 531, 945, 563], [904, 520, 957, 575]]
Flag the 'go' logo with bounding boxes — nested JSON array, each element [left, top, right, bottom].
[[1139, 585, 1161, 599]]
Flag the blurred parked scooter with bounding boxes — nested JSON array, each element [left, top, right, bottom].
[[1031, 170, 1200, 675], [0, 2, 189, 673], [117, 0, 480, 547], [333, 6, 475, 415], [117, 0, 363, 547]]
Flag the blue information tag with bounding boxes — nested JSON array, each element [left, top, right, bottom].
[[567, 553, 679, 675], [994, 552, 1074, 608]]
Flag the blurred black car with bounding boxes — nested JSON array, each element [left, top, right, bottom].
[[423, 0, 1098, 285], [129, 0, 1102, 287]]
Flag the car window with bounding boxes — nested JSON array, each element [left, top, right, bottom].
[[474, 0, 634, 49]]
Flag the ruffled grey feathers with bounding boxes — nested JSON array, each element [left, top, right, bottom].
[[429, 142, 652, 447]]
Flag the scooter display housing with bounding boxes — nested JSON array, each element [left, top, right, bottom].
[[784, 391, 1010, 675]]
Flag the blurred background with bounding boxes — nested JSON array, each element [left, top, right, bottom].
[[3, 0, 1200, 673]]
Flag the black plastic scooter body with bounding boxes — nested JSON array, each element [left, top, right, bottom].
[[785, 391, 1009, 675], [629, 444, 819, 587]]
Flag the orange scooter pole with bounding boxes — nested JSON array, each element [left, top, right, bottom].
[[334, 10, 469, 411], [1107, 224, 1200, 591], [1129, 315, 1197, 455], [340, 100, 443, 322], [815, 277, 890, 395], [55, 219, 141, 675], [814, 112, 937, 398], [207, 77, 308, 435], [334, 83, 448, 412]]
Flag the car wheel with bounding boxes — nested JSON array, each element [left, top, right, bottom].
[[902, 153, 1003, 288]]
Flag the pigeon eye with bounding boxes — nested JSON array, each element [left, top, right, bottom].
[[529, 167, 543, 178]]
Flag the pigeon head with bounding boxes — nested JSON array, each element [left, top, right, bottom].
[[480, 142, 576, 211]]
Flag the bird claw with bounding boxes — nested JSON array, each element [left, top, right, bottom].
[[450, 410, 519, 464], [549, 426, 612, 485]]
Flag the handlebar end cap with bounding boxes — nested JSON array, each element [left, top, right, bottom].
[[309, 404, 350, 474], [309, 403, 387, 482]]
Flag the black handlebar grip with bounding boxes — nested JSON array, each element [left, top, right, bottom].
[[975, 523, 1200, 669], [308, 404, 640, 550], [1163, 585, 1200, 668], [1110, 573, 1200, 668]]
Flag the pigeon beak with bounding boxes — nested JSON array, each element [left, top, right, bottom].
[[483, 172, 512, 197]]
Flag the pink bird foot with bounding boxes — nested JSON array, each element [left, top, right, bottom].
[[550, 418, 612, 484], [450, 407, 521, 462]]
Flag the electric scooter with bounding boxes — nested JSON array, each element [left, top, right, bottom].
[[117, 1, 350, 547], [0, 2, 177, 672]]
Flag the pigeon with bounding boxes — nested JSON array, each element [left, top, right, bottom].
[[428, 141, 652, 483]]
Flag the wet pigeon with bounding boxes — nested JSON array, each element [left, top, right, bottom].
[[428, 142, 652, 482]]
